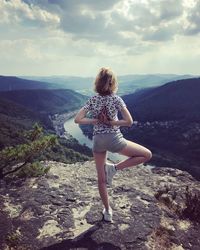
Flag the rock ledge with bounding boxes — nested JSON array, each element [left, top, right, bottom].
[[0, 161, 200, 250]]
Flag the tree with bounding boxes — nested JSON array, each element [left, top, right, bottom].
[[0, 123, 57, 178]]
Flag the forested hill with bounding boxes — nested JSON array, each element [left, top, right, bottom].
[[0, 80, 92, 162], [123, 77, 200, 122], [0, 76, 64, 91], [0, 98, 53, 149], [0, 89, 87, 115]]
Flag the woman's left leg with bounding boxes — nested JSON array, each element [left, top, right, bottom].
[[116, 140, 152, 170], [93, 151, 110, 211]]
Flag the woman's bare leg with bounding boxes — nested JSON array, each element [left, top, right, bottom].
[[93, 151, 110, 210], [116, 140, 152, 170]]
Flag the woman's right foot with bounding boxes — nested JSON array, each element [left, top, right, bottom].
[[105, 162, 117, 187], [102, 207, 113, 222]]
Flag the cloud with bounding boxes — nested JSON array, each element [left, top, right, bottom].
[[110, 0, 184, 42], [0, 39, 46, 61], [184, 0, 200, 35], [47, 0, 120, 11], [3, 0, 199, 45], [0, 0, 60, 27], [19, 0, 129, 47], [142, 22, 182, 41], [159, 0, 183, 21], [50, 0, 186, 45]]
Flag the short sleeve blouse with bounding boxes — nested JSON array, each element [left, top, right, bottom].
[[83, 94, 126, 135]]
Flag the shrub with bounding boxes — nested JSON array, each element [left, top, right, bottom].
[[16, 161, 50, 178], [0, 123, 57, 178], [178, 186, 200, 224], [155, 184, 200, 224]]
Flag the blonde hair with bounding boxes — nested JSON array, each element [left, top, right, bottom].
[[94, 67, 118, 96]]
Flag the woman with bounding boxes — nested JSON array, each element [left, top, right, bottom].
[[74, 67, 152, 222]]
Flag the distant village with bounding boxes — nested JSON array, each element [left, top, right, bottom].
[[50, 111, 78, 138]]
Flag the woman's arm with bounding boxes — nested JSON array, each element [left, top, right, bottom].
[[111, 107, 133, 127], [74, 107, 98, 125]]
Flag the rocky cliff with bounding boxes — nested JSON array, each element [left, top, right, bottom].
[[0, 161, 200, 250]]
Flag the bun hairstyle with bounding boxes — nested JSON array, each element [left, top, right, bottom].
[[94, 67, 118, 96]]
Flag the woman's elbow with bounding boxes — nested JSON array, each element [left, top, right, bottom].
[[127, 118, 133, 127], [74, 117, 80, 124]]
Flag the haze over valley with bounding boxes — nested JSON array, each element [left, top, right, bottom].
[[21, 74, 196, 96]]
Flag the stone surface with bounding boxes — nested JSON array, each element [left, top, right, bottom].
[[0, 161, 200, 250]]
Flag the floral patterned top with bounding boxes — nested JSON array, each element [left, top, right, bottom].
[[83, 93, 126, 135]]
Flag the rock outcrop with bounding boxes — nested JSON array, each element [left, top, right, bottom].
[[0, 161, 200, 250]]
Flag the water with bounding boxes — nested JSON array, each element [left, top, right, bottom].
[[64, 117, 127, 162], [64, 117, 93, 148]]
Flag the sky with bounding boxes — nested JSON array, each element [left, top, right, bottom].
[[0, 0, 200, 76]]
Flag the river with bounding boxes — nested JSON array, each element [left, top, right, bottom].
[[64, 117, 127, 162]]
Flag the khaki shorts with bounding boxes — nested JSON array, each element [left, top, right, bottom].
[[93, 132, 127, 153]]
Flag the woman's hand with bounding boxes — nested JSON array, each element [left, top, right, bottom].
[[92, 118, 99, 125], [98, 109, 113, 126]]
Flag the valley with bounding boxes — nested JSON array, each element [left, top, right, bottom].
[[0, 74, 200, 179]]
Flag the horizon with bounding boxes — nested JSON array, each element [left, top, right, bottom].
[[0, 0, 200, 76], [1, 73, 199, 79]]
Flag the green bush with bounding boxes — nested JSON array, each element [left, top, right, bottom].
[[16, 161, 50, 178], [0, 123, 57, 179]]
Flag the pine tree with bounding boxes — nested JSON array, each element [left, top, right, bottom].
[[0, 123, 57, 178]]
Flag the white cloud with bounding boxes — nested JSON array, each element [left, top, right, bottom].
[[183, 0, 200, 35], [0, 0, 60, 27], [159, 0, 183, 21]]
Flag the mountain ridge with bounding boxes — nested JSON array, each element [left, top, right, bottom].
[[123, 77, 200, 122], [0, 74, 196, 95], [0, 88, 88, 115], [0, 75, 64, 91]]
